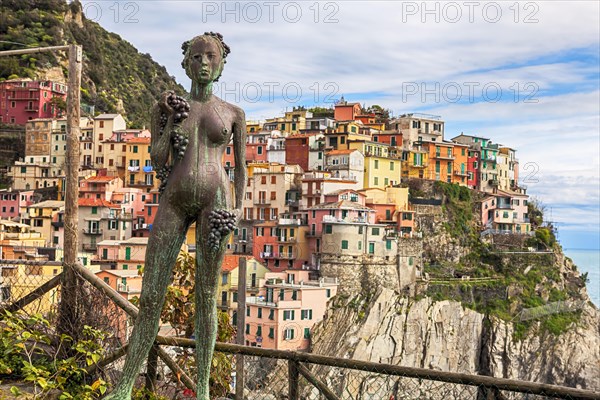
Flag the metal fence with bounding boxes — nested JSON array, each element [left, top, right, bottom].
[[1, 260, 599, 400]]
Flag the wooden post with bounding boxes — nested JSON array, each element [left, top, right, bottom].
[[288, 359, 300, 400], [58, 44, 82, 343], [235, 256, 246, 400], [296, 362, 341, 400]]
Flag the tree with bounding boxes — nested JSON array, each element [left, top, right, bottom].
[[365, 104, 392, 124]]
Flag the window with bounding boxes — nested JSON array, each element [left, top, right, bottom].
[[271, 176, 276, 184], [326, 289, 331, 298], [269, 309, 274, 320], [390, 161, 394, 170], [292, 290, 298, 300], [325, 224, 332, 234], [257, 146, 263, 155], [283, 310, 295, 320], [372, 227, 380, 235], [374, 160, 379, 169], [409, 257, 414, 266], [226, 146, 231, 155], [245, 324, 250, 334], [301, 309, 313, 320], [246, 307, 250, 317], [386, 240, 392, 250], [221, 273, 228, 285], [269, 327, 274, 339], [256, 326, 262, 337], [91, 206, 98, 214], [304, 328, 310, 339], [284, 328, 294, 340], [270, 191, 276, 200], [374, 177, 379, 185], [341, 240, 349, 250], [20, 166, 26, 173], [257, 308, 262, 318], [261, 176, 267, 184]]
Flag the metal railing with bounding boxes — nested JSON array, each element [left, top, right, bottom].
[[0, 260, 598, 400]]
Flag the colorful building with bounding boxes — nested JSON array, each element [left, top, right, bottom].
[[244, 270, 338, 350], [0, 79, 67, 125]]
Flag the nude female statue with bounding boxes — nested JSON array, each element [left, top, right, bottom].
[[105, 32, 246, 399]]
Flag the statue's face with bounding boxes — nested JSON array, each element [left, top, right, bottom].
[[184, 37, 224, 84]]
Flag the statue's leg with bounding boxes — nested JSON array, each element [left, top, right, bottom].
[[194, 208, 229, 400], [105, 206, 189, 399]]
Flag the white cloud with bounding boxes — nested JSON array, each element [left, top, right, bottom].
[[76, 0, 600, 240]]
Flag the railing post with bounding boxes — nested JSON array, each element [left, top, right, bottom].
[[288, 359, 300, 400]]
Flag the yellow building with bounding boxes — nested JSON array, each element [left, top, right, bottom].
[[359, 186, 409, 211], [401, 149, 429, 180], [217, 255, 270, 323], [124, 137, 157, 192], [348, 141, 401, 188], [23, 200, 64, 247]]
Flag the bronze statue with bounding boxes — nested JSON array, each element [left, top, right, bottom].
[[105, 32, 246, 399]]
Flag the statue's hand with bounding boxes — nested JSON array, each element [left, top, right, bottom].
[[158, 90, 176, 114], [231, 208, 243, 223]]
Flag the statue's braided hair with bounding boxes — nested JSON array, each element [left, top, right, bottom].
[[181, 32, 230, 81]]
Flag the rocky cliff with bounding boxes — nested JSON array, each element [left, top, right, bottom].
[[311, 181, 599, 396], [310, 289, 599, 397]]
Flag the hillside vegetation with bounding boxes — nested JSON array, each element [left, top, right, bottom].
[[0, 0, 185, 127]]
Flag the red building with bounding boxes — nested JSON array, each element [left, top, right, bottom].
[[467, 149, 480, 189], [284, 135, 311, 171], [0, 79, 67, 125]]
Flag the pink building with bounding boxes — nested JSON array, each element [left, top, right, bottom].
[[0, 79, 67, 125], [0, 189, 36, 220], [79, 175, 123, 200], [244, 270, 338, 350]]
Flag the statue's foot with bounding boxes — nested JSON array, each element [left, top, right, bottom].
[[102, 385, 133, 400]]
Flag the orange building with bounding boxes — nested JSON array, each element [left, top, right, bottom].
[[333, 97, 361, 121]]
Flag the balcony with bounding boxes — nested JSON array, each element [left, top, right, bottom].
[[411, 163, 427, 168], [277, 236, 297, 243], [286, 199, 300, 207], [83, 228, 103, 235], [116, 283, 136, 293], [218, 300, 230, 309], [454, 170, 468, 177], [434, 153, 454, 160], [51, 221, 64, 228], [82, 243, 97, 251], [129, 181, 153, 187], [278, 218, 302, 226], [489, 179, 499, 187], [260, 252, 295, 259], [134, 223, 149, 230], [254, 199, 271, 205]]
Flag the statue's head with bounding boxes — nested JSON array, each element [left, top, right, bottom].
[[181, 32, 230, 83]]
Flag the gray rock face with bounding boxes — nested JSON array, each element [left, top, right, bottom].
[[310, 289, 600, 397]]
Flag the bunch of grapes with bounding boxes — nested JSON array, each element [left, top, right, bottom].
[[207, 210, 237, 251], [158, 113, 168, 135], [167, 93, 190, 124], [172, 132, 189, 160], [156, 165, 172, 195]]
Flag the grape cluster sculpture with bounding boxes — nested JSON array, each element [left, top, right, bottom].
[[207, 209, 237, 251]]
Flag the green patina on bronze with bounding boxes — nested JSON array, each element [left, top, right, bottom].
[[104, 32, 246, 400]]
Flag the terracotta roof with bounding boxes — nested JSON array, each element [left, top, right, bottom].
[[308, 200, 373, 211], [326, 149, 356, 155], [222, 255, 244, 272], [126, 137, 150, 144], [78, 198, 119, 208], [84, 175, 118, 182]]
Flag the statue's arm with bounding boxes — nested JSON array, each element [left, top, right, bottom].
[[150, 92, 174, 168], [232, 108, 247, 213]]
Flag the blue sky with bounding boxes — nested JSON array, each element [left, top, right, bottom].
[[77, 0, 600, 249]]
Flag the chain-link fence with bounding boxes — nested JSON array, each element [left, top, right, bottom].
[[1, 260, 598, 400]]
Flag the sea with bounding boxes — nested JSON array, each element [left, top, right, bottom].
[[564, 248, 600, 307]]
